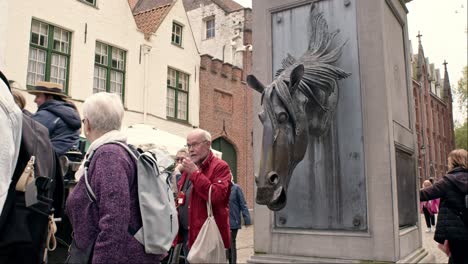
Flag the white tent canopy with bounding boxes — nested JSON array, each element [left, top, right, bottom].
[[122, 124, 221, 169]]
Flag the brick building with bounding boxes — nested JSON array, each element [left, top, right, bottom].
[[184, 0, 254, 207], [198, 54, 254, 208], [412, 35, 455, 184]]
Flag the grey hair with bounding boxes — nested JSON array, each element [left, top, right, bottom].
[[191, 128, 212, 142], [177, 148, 188, 155], [82, 92, 124, 133]]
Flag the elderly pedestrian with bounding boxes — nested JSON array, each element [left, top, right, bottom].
[[176, 129, 232, 257], [29, 81, 80, 156], [65, 92, 162, 263], [171, 148, 188, 195], [420, 149, 468, 264], [169, 147, 191, 263]]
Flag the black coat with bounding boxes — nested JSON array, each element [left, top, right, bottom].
[[0, 114, 64, 262], [32, 99, 81, 156], [420, 167, 468, 243]]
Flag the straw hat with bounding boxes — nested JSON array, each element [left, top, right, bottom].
[[28, 81, 69, 98]]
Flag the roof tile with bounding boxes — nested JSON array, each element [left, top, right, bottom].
[[134, 3, 173, 40], [133, 0, 174, 13]]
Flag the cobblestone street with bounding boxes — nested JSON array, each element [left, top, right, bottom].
[[236, 221, 449, 263]]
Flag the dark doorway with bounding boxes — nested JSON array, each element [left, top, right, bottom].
[[212, 138, 237, 182]]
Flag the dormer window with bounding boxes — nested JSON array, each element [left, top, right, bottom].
[[172, 22, 183, 46], [206, 18, 215, 39]]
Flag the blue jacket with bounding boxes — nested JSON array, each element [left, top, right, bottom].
[[229, 183, 251, 229], [32, 99, 81, 156]]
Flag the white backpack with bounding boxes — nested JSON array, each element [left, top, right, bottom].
[[83, 141, 179, 254]]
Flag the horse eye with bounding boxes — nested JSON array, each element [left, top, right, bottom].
[[277, 112, 288, 123]]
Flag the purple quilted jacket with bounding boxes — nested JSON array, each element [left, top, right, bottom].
[[66, 144, 163, 264]]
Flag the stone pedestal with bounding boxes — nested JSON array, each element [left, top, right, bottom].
[[249, 0, 433, 262]]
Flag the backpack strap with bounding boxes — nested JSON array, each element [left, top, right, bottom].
[[83, 141, 139, 205], [0, 70, 10, 91], [83, 151, 98, 204]]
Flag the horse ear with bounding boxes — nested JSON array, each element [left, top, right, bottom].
[[247, 75, 265, 94], [290, 64, 304, 93]]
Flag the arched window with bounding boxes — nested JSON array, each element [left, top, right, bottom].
[[212, 138, 237, 182]]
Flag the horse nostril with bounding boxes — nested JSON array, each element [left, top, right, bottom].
[[268, 172, 279, 185]]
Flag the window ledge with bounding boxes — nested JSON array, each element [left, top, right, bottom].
[[171, 43, 184, 49], [166, 116, 191, 126], [77, 0, 99, 9]]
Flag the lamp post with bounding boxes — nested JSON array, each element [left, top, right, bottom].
[[420, 145, 426, 182]]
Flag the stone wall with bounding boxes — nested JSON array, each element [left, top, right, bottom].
[[186, 3, 250, 68]]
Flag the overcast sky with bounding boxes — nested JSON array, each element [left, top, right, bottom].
[[234, 0, 467, 124]]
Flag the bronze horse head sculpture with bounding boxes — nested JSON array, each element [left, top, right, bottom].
[[247, 5, 350, 211]]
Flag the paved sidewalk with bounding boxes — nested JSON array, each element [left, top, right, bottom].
[[421, 225, 448, 263], [236, 223, 449, 263], [236, 225, 254, 264]]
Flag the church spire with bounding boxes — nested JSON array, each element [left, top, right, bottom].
[[443, 60, 452, 101], [417, 31, 423, 45], [416, 31, 425, 80]]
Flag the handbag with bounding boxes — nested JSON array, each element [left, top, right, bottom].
[[15, 156, 35, 192], [187, 186, 227, 263]]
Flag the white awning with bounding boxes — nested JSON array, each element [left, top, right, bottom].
[[122, 123, 221, 169]]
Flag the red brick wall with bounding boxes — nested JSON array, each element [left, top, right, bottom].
[[412, 65, 455, 184], [199, 54, 254, 208]]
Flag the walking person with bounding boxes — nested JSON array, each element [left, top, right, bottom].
[[420, 180, 439, 232], [65, 92, 162, 263], [228, 180, 251, 264], [28, 81, 81, 156], [420, 149, 468, 264], [175, 129, 232, 260]]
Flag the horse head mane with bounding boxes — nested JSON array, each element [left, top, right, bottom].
[[262, 3, 351, 141]]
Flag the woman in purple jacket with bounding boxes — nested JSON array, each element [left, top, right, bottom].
[[66, 92, 162, 264]]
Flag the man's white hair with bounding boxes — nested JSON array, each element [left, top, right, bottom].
[[191, 128, 211, 142], [82, 92, 124, 133]]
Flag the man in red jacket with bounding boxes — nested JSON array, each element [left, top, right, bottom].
[[178, 128, 232, 256]]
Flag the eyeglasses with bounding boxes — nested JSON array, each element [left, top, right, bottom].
[[175, 157, 185, 162], [185, 140, 207, 149]]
